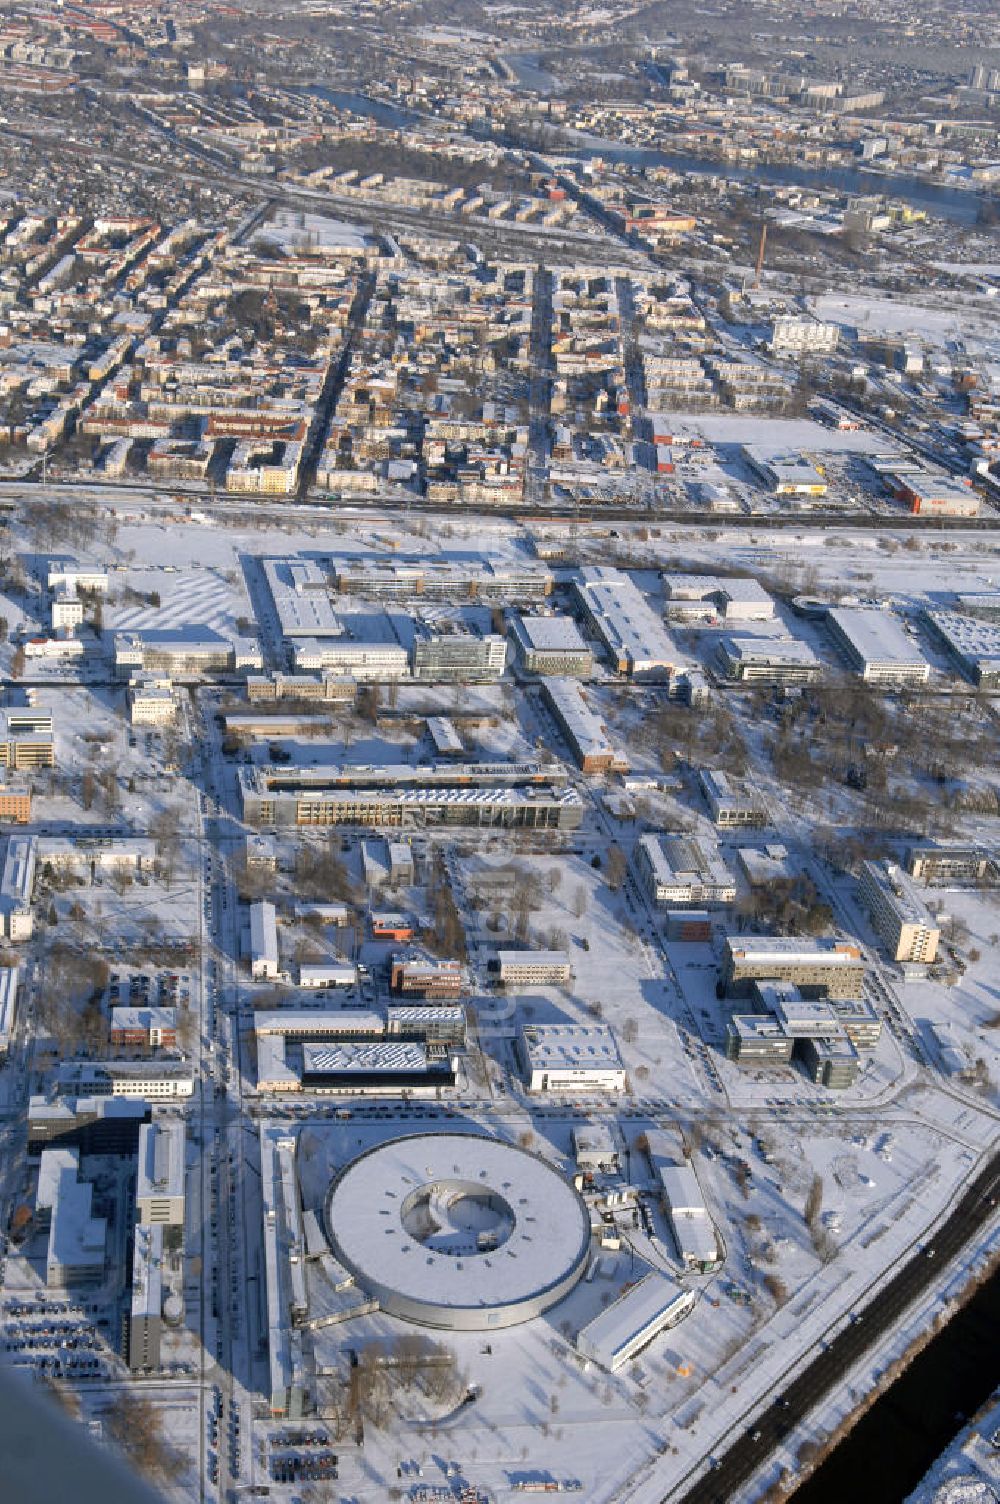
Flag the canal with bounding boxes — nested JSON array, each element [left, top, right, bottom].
[[791, 1265, 1000, 1503]]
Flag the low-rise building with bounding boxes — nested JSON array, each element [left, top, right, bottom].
[[128, 1221, 163, 1372], [135, 1117, 185, 1227], [491, 950, 573, 986], [723, 936, 865, 999], [249, 900, 279, 979], [540, 677, 628, 773], [576, 1273, 694, 1371], [129, 675, 177, 725], [519, 1023, 626, 1093], [717, 635, 822, 686], [826, 608, 929, 686], [511, 614, 594, 676], [656, 1161, 719, 1271], [636, 832, 737, 908], [390, 951, 465, 998], [699, 769, 768, 828], [906, 843, 995, 885], [110, 1007, 177, 1049]]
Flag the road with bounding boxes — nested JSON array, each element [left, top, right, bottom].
[[669, 1149, 1000, 1504]]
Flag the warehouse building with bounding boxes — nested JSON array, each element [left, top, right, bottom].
[[656, 1161, 720, 1271], [825, 608, 930, 686], [572, 566, 680, 681], [540, 677, 628, 773], [885, 468, 979, 518], [857, 860, 940, 964], [511, 614, 594, 676], [664, 575, 775, 621], [743, 447, 828, 496], [636, 832, 736, 907], [923, 610, 1000, 690], [519, 1023, 626, 1093], [576, 1273, 695, 1371], [723, 936, 865, 1000]]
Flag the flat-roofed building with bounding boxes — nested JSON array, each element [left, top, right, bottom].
[[737, 843, 797, 886], [55, 1061, 195, 1099], [572, 566, 680, 682], [540, 677, 628, 772], [27, 1095, 150, 1155], [427, 716, 464, 757], [301, 1041, 456, 1092], [260, 1128, 307, 1417], [656, 1162, 719, 1270], [128, 1221, 163, 1372], [0, 832, 35, 939], [390, 951, 464, 998], [576, 1273, 694, 1371], [491, 950, 573, 986], [253, 1009, 384, 1042], [249, 900, 279, 979], [0, 783, 31, 824], [826, 608, 930, 686], [512, 614, 594, 676], [291, 638, 409, 679], [858, 860, 940, 964], [743, 447, 828, 496], [519, 1023, 626, 1093], [725, 1012, 796, 1066], [297, 962, 357, 989], [0, 964, 18, 1057], [906, 843, 995, 885], [0, 709, 54, 769], [800, 1035, 860, 1089], [924, 610, 1000, 690], [717, 635, 822, 686], [110, 1006, 177, 1049], [636, 832, 736, 908], [723, 936, 865, 1000], [385, 1004, 466, 1047], [411, 629, 506, 682], [44, 1151, 106, 1288], [128, 674, 177, 725], [135, 1117, 185, 1226], [700, 769, 767, 828], [572, 1123, 619, 1172]]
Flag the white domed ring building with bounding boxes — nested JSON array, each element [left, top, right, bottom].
[[324, 1132, 592, 1331]]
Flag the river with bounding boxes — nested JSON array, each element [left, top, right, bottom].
[[791, 1266, 1000, 1503]]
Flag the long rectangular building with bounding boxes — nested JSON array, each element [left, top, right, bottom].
[[572, 567, 680, 681], [858, 860, 940, 964], [239, 761, 583, 831], [723, 936, 865, 1000], [636, 833, 736, 908], [539, 677, 628, 773], [826, 608, 929, 686], [576, 1273, 694, 1371]]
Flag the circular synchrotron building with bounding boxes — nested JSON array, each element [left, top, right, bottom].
[[324, 1132, 592, 1331]]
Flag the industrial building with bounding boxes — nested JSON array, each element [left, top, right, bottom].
[[324, 1133, 591, 1330], [239, 760, 583, 832], [923, 610, 1000, 690], [519, 1023, 626, 1093], [635, 832, 737, 908], [699, 769, 768, 828], [576, 1273, 694, 1372], [571, 566, 681, 681], [539, 677, 628, 772], [297, 962, 357, 989], [511, 614, 594, 676], [825, 608, 930, 686], [655, 1160, 720, 1271], [723, 936, 865, 999], [716, 635, 822, 686], [857, 860, 940, 964]]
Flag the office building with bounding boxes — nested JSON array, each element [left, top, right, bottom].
[[826, 608, 930, 686], [239, 761, 583, 832], [636, 833, 736, 908], [390, 952, 465, 998], [301, 1041, 456, 1092], [0, 833, 35, 939], [260, 1128, 308, 1417], [923, 610, 1000, 690], [129, 675, 177, 725], [0, 964, 18, 1057], [110, 1007, 177, 1049], [858, 860, 940, 964], [699, 769, 768, 828], [0, 783, 31, 823], [128, 1222, 163, 1372], [43, 1149, 106, 1288], [0, 708, 54, 769], [540, 677, 628, 772], [717, 635, 822, 686], [491, 950, 573, 986], [723, 936, 865, 1000], [906, 844, 995, 885], [512, 614, 594, 676], [27, 1095, 150, 1155], [135, 1118, 185, 1227], [519, 1023, 626, 1093], [411, 628, 506, 682]]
